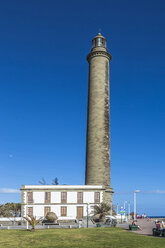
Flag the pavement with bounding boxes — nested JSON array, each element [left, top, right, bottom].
[[118, 219, 156, 236], [0, 219, 158, 235]]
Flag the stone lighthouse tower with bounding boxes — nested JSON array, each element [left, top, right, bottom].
[[85, 33, 113, 206]]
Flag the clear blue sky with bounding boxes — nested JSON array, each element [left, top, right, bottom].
[[0, 0, 165, 216]]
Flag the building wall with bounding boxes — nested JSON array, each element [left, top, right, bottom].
[[51, 192, 61, 203], [33, 192, 44, 204], [21, 186, 104, 219], [67, 192, 77, 203], [24, 204, 94, 219]]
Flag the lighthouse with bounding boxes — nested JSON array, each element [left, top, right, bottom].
[[21, 33, 113, 219], [85, 33, 113, 205]]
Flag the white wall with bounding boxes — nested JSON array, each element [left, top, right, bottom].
[[24, 191, 102, 204], [25, 205, 87, 219], [84, 192, 94, 203], [51, 192, 61, 203], [33, 205, 44, 217], [24, 204, 98, 219], [51, 205, 60, 216], [24, 192, 27, 203], [33, 192, 44, 204], [67, 192, 77, 203]]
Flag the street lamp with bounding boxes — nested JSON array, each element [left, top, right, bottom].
[[124, 201, 127, 213], [124, 201, 127, 221], [134, 190, 140, 220], [86, 203, 89, 228], [117, 203, 119, 215], [26, 193, 29, 229], [128, 202, 130, 220]]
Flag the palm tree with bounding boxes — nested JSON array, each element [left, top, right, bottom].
[[38, 178, 47, 185], [52, 177, 59, 185], [92, 202, 111, 223], [23, 216, 43, 231]]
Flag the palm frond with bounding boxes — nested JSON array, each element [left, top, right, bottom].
[[92, 202, 111, 216], [23, 215, 43, 230]]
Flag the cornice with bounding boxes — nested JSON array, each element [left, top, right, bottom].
[[21, 202, 98, 206], [21, 188, 104, 192], [87, 50, 112, 62]]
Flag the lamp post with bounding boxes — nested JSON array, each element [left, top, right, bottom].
[[134, 190, 140, 220], [128, 202, 130, 221], [124, 201, 127, 215], [124, 201, 127, 222], [86, 203, 89, 228], [26, 193, 29, 230], [117, 203, 118, 215], [124, 201, 127, 210]]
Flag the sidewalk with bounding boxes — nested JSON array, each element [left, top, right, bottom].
[[119, 219, 155, 236]]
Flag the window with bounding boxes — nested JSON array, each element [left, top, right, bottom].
[[27, 192, 33, 203], [44, 207, 50, 216], [61, 207, 67, 216], [61, 192, 67, 203], [77, 192, 83, 203], [94, 192, 100, 203], [28, 207, 33, 217], [45, 192, 51, 203]]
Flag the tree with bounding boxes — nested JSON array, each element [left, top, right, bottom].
[[6, 203, 21, 216], [92, 202, 111, 223], [38, 178, 47, 185], [52, 177, 59, 185], [23, 216, 43, 231], [0, 203, 21, 217]]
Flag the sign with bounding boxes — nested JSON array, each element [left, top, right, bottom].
[[120, 207, 125, 215]]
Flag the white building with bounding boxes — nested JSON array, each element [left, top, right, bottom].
[[21, 185, 104, 220]]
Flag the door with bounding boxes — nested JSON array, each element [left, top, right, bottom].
[[77, 207, 83, 219]]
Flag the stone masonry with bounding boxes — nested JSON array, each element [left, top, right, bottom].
[[85, 34, 113, 208]]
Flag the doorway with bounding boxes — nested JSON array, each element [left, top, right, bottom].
[[77, 207, 83, 219]]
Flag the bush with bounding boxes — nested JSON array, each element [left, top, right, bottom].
[[92, 203, 111, 223], [46, 212, 58, 223], [92, 214, 100, 223]]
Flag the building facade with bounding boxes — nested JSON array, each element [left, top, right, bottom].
[[21, 185, 104, 220]]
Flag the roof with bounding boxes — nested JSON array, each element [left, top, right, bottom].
[[21, 185, 104, 190]]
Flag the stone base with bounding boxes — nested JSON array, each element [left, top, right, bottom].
[[103, 187, 113, 215]]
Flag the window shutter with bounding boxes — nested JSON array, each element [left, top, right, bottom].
[[77, 192, 83, 203], [61, 192, 67, 203], [61, 207, 67, 216], [45, 192, 51, 203], [27, 192, 33, 203], [94, 192, 100, 203], [28, 207, 33, 217], [44, 207, 50, 216]]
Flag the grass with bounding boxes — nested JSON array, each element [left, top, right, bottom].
[[0, 228, 164, 248]]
